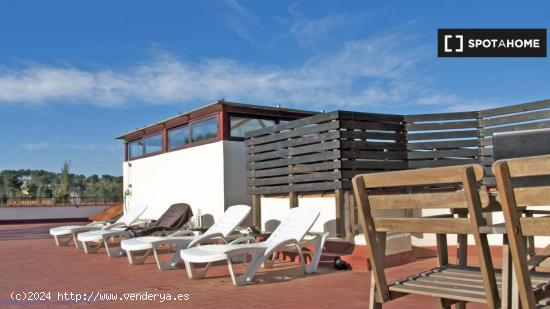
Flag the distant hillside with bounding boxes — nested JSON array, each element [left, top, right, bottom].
[[0, 162, 122, 200]]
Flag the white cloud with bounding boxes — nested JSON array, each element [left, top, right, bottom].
[[23, 142, 50, 151], [289, 13, 368, 48], [219, 0, 260, 46], [0, 31, 474, 111]]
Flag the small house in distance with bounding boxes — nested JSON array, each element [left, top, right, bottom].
[[115, 100, 314, 222]]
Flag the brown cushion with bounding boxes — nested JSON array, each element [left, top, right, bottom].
[[89, 204, 123, 222]]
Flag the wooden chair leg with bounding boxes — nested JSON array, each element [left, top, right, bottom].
[[369, 267, 383, 309]]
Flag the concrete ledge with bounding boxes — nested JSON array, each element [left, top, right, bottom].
[[0, 205, 110, 223]]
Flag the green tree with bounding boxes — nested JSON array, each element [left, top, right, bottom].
[[0, 170, 22, 197], [54, 161, 72, 203]]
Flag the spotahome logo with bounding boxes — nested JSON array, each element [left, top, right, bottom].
[[438, 29, 546, 57]]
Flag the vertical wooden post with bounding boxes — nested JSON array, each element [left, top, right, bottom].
[[335, 189, 346, 238], [344, 190, 355, 242], [289, 192, 298, 208], [456, 210, 469, 309], [252, 194, 261, 228]]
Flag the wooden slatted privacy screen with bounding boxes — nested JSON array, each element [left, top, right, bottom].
[[479, 99, 550, 186], [246, 99, 550, 196], [245, 111, 405, 195]]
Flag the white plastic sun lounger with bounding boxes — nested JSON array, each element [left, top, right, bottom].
[[179, 206, 326, 286], [76, 203, 150, 257], [120, 204, 251, 270], [49, 203, 148, 249]]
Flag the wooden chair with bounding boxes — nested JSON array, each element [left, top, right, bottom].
[[352, 164, 500, 308], [493, 154, 550, 308]]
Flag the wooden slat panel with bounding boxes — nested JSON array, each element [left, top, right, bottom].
[[408, 159, 480, 169], [341, 160, 408, 170], [359, 164, 483, 188], [290, 161, 342, 174], [404, 111, 478, 122], [249, 171, 341, 186], [407, 139, 480, 150], [247, 149, 289, 163], [247, 161, 343, 178], [341, 150, 407, 160], [482, 120, 550, 136], [288, 140, 340, 156], [246, 130, 341, 154], [368, 190, 490, 209], [479, 99, 550, 118], [340, 119, 403, 132], [248, 181, 342, 195], [481, 109, 550, 127], [247, 151, 341, 170], [373, 218, 472, 233], [406, 120, 478, 131], [245, 120, 340, 146], [340, 140, 406, 151], [407, 130, 479, 141], [407, 148, 479, 160], [340, 130, 404, 141], [247, 166, 288, 178]]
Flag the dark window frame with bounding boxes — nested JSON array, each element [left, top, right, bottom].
[[167, 124, 191, 151], [127, 131, 164, 160], [226, 113, 293, 141], [190, 114, 220, 144], [165, 113, 220, 153]]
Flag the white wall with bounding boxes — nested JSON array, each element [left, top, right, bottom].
[[123, 141, 226, 221], [122, 140, 252, 226]]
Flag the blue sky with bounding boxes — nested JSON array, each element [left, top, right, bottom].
[[1, 1, 549, 176]]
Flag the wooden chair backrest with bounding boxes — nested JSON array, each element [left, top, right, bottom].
[[493, 154, 550, 308], [352, 164, 499, 306]]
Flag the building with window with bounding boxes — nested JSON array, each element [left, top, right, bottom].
[[116, 101, 314, 222]]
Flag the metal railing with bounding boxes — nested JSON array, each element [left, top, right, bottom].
[[0, 196, 120, 207]]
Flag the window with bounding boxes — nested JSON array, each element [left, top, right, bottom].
[[143, 133, 162, 154], [230, 116, 276, 138], [128, 140, 144, 159], [191, 116, 218, 142], [168, 125, 190, 150]]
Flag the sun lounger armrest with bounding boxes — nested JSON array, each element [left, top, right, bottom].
[[133, 219, 153, 227], [229, 236, 258, 245], [168, 230, 195, 237], [87, 221, 107, 227], [300, 232, 329, 247], [102, 222, 126, 230], [188, 232, 225, 247], [266, 238, 301, 255]]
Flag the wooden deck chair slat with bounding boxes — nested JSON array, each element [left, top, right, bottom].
[[513, 186, 550, 207], [504, 154, 550, 177], [359, 164, 484, 188], [519, 218, 550, 236], [368, 190, 490, 209], [373, 218, 472, 234]]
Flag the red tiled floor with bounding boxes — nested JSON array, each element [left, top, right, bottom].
[[0, 223, 489, 308]]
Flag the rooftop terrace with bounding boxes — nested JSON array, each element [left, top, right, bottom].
[[0, 222, 490, 308]]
